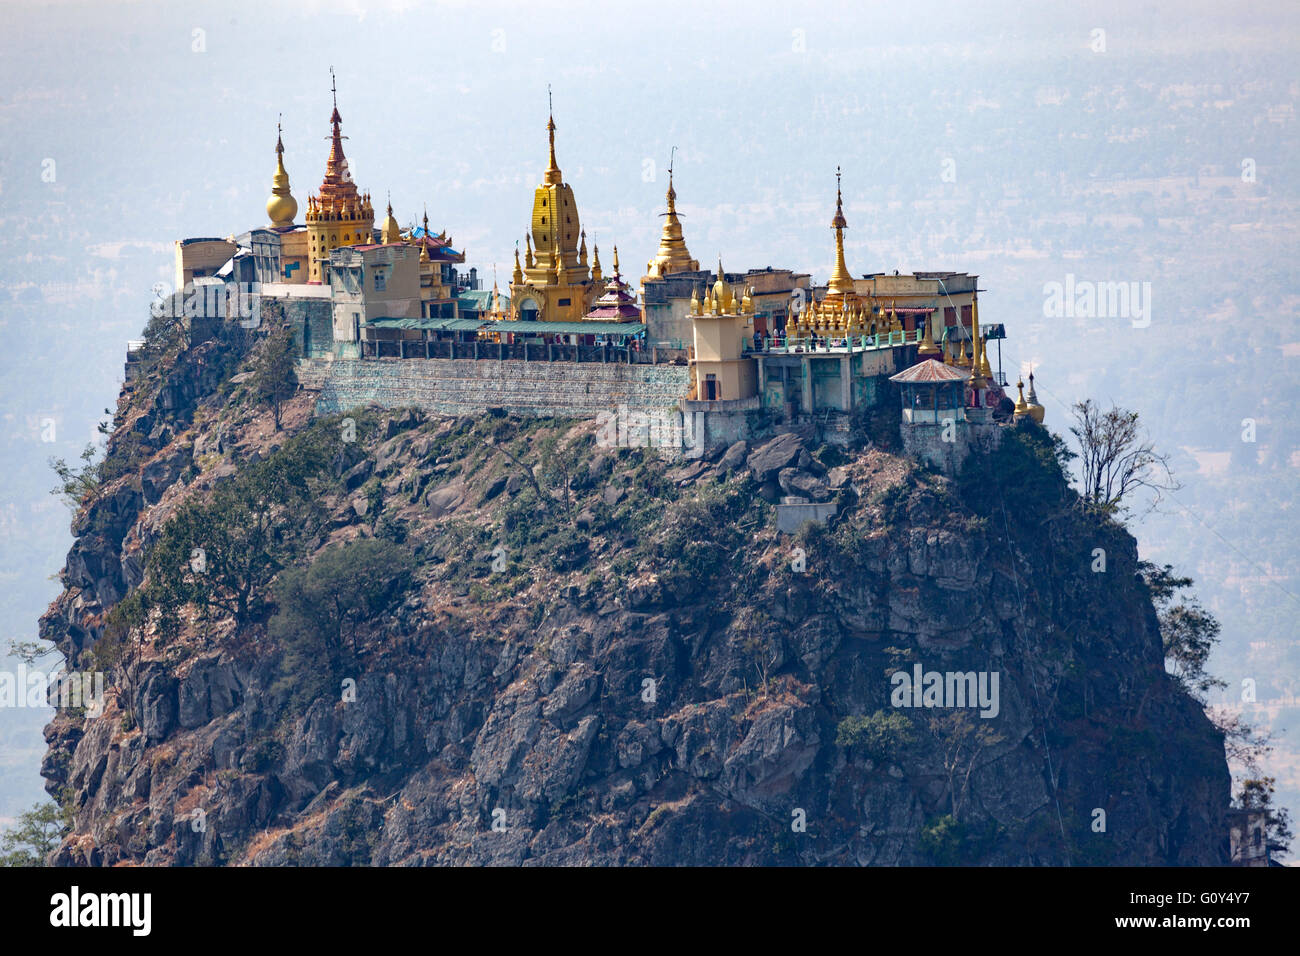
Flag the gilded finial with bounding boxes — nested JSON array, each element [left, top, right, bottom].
[[544, 85, 561, 184], [267, 118, 298, 228], [1014, 378, 1030, 417]]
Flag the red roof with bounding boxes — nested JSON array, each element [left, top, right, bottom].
[[889, 359, 971, 384], [584, 272, 641, 321]]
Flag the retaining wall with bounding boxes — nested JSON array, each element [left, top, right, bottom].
[[308, 357, 692, 419]]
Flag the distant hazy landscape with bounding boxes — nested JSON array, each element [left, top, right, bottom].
[[1, 0, 1296, 858]]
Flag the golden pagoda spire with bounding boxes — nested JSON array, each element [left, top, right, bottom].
[[713, 258, 733, 313], [977, 296, 994, 381], [827, 166, 855, 296], [1013, 378, 1030, 418], [266, 118, 298, 228], [646, 148, 699, 279], [690, 284, 701, 316], [970, 294, 987, 386], [1026, 370, 1045, 423], [512, 243, 524, 284], [525, 232, 535, 269], [918, 309, 940, 356], [380, 195, 402, 243], [741, 285, 753, 313], [591, 243, 602, 283], [544, 85, 562, 186], [612, 244, 621, 277], [579, 229, 588, 268]]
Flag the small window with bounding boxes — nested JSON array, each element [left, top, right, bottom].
[[541, 217, 547, 225], [374, 269, 387, 292], [558, 298, 571, 306]]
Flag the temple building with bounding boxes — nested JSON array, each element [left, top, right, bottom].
[[509, 107, 601, 322], [155, 87, 1050, 473], [688, 260, 757, 402], [584, 247, 643, 322], [642, 163, 699, 283], [304, 78, 375, 284], [264, 123, 310, 282]]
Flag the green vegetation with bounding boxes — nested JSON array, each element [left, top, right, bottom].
[[918, 814, 1004, 866], [270, 537, 416, 707], [1234, 777, 1294, 859], [145, 426, 333, 632], [48, 443, 103, 510], [0, 801, 71, 867], [1140, 562, 1226, 700], [1068, 399, 1177, 517], [835, 710, 917, 761], [251, 324, 299, 430]]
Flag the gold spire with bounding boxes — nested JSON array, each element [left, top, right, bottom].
[[525, 232, 535, 269], [266, 120, 298, 228], [1013, 378, 1031, 418], [977, 296, 994, 381], [512, 244, 524, 284], [741, 285, 753, 313], [956, 335, 971, 367], [591, 243, 602, 283], [645, 150, 699, 279], [917, 309, 940, 356], [827, 166, 855, 297], [713, 258, 733, 313], [544, 87, 562, 186], [380, 196, 401, 243], [612, 244, 621, 277], [579, 229, 588, 267], [690, 284, 701, 316], [1026, 370, 1045, 423], [970, 294, 987, 386]]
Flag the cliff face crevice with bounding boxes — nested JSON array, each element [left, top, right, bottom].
[[38, 344, 1230, 866]]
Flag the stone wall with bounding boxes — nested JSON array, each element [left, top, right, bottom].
[[901, 417, 1004, 474], [308, 357, 692, 419]]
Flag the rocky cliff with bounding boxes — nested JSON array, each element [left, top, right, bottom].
[[38, 328, 1230, 865]]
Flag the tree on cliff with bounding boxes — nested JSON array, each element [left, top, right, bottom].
[[1235, 777, 1294, 860], [269, 537, 416, 702], [0, 801, 71, 867], [48, 443, 102, 510], [1140, 562, 1227, 700], [145, 433, 328, 632], [1069, 399, 1177, 515], [251, 324, 298, 430]]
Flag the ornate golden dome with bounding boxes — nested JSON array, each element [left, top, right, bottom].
[[266, 125, 298, 228], [1013, 379, 1030, 418], [380, 199, 402, 243], [713, 259, 732, 313], [1026, 371, 1046, 423]]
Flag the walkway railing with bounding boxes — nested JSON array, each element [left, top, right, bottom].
[[742, 328, 921, 354], [360, 338, 692, 366]]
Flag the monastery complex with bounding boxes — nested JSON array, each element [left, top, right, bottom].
[[155, 79, 1046, 471]]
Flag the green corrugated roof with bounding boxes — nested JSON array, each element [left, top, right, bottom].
[[485, 320, 645, 336], [366, 316, 486, 331], [456, 289, 503, 310]]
